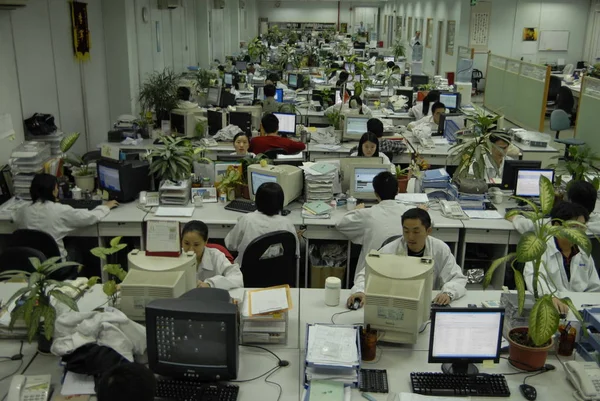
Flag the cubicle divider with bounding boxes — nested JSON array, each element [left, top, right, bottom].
[[575, 76, 600, 154], [484, 53, 551, 132]]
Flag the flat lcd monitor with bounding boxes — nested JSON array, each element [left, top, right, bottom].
[[439, 93, 461, 111], [411, 75, 429, 88], [515, 169, 555, 197], [275, 88, 284, 103], [501, 160, 542, 190], [224, 73, 233, 87], [235, 61, 247, 71], [272, 112, 296, 136], [288, 73, 298, 89], [383, 56, 395, 63]]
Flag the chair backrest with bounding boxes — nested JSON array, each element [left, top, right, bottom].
[[562, 64, 574, 76], [550, 109, 572, 132], [264, 148, 288, 160], [82, 150, 102, 164], [240, 230, 297, 287], [547, 76, 562, 100], [0, 247, 46, 278], [379, 234, 403, 250], [206, 243, 235, 264], [10, 229, 61, 259], [556, 86, 575, 114]]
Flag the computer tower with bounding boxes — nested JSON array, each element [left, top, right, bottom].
[[229, 112, 252, 136]]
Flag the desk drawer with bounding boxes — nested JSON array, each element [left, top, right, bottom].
[[465, 229, 510, 244], [431, 228, 459, 243], [304, 226, 347, 241], [207, 224, 235, 239], [99, 222, 143, 237]]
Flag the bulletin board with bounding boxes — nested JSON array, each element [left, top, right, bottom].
[[538, 30, 569, 51]]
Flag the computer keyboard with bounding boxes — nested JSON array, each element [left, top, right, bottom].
[[410, 372, 510, 397], [59, 199, 103, 210], [155, 379, 239, 401], [224, 199, 257, 213]]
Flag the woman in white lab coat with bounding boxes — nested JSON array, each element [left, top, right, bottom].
[[347, 208, 467, 308], [11, 173, 118, 261], [181, 220, 243, 289], [225, 182, 299, 264], [408, 90, 440, 120], [350, 132, 393, 167]]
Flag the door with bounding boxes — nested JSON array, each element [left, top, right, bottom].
[[436, 21, 444, 75]]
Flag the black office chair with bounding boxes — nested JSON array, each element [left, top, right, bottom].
[[556, 86, 576, 124], [0, 247, 46, 278], [379, 235, 403, 249], [82, 150, 102, 164], [472, 69, 483, 95], [240, 230, 297, 287], [545, 75, 562, 113], [264, 148, 288, 160]]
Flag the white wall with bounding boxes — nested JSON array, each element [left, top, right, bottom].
[[584, 0, 600, 63]]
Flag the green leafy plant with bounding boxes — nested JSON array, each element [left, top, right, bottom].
[[60, 132, 92, 177], [484, 176, 590, 346], [591, 63, 600, 79], [551, 145, 600, 190], [278, 44, 297, 70], [265, 26, 283, 46], [149, 136, 204, 182], [91, 237, 128, 306], [239, 154, 269, 184], [138, 69, 180, 125], [418, 83, 436, 91], [392, 38, 406, 59], [195, 69, 217, 92], [248, 37, 269, 63], [60, 132, 80, 154], [0, 257, 84, 342], [217, 165, 243, 193], [325, 108, 342, 130]]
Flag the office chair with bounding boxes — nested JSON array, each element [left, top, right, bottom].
[[0, 247, 46, 277], [546, 76, 562, 112], [206, 243, 234, 264], [379, 234, 403, 249], [550, 109, 572, 140], [264, 148, 288, 160], [82, 150, 102, 164], [240, 230, 297, 287], [556, 86, 575, 123], [472, 69, 483, 95]]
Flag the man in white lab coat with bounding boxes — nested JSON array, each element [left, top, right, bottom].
[[336, 171, 409, 285], [524, 201, 600, 314], [347, 208, 467, 308], [407, 102, 445, 133]]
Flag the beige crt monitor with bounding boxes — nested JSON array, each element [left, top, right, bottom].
[[364, 252, 434, 344], [340, 157, 384, 193], [170, 108, 206, 138], [247, 164, 303, 207], [127, 250, 197, 292]]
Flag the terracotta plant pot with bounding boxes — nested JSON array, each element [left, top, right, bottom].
[[397, 175, 410, 193], [507, 327, 554, 371]]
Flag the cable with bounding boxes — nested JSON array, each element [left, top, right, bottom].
[[264, 366, 283, 401], [418, 321, 431, 334], [331, 309, 352, 324], [231, 344, 284, 383]]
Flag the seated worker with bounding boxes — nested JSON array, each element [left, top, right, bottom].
[[336, 71, 350, 88], [231, 132, 256, 157], [479, 134, 513, 181], [347, 208, 467, 308], [367, 118, 407, 155], [12, 173, 118, 261], [510, 180, 600, 234], [265, 72, 287, 89], [386, 61, 396, 70], [524, 202, 600, 314], [250, 113, 306, 155], [408, 90, 440, 120], [182, 220, 243, 289], [261, 84, 280, 115], [97, 363, 156, 401], [350, 132, 393, 167], [337, 171, 409, 276], [407, 101, 445, 132], [324, 96, 373, 117], [225, 182, 299, 264]]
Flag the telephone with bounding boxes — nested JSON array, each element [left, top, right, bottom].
[[440, 200, 467, 219], [418, 137, 435, 149], [200, 138, 218, 147], [7, 375, 51, 401], [139, 191, 160, 207], [565, 361, 600, 400]]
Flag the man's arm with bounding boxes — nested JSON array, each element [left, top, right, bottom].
[[437, 245, 467, 300], [380, 139, 407, 154], [282, 138, 306, 153]]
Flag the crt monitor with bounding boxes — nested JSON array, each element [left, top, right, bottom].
[[411, 75, 429, 88], [383, 56, 395, 63], [253, 84, 265, 100], [288, 73, 298, 89], [207, 110, 226, 135], [207, 86, 221, 106], [501, 160, 542, 190], [343, 116, 369, 141], [223, 73, 233, 87], [429, 308, 505, 374], [349, 166, 390, 201], [247, 164, 303, 207], [235, 60, 247, 71], [515, 169, 555, 197], [97, 159, 150, 203], [340, 157, 384, 192], [364, 253, 434, 344], [439, 93, 462, 111], [145, 288, 239, 381], [273, 112, 296, 136]]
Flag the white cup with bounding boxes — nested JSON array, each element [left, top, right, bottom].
[[72, 187, 82, 200], [347, 197, 357, 211], [194, 195, 204, 207]]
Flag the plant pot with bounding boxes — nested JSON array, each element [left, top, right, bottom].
[[397, 175, 410, 193], [37, 330, 53, 355], [74, 174, 95, 192], [236, 183, 250, 200], [507, 327, 554, 371]]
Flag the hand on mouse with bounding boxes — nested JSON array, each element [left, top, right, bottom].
[[346, 292, 365, 309], [432, 293, 451, 305], [105, 200, 119, 209], [355, 203, 365, 210]]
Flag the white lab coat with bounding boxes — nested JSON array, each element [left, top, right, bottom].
[[230, 152, 256, 158], [408, 103, 425, 120], [467, 154, 513, 182], [225, 210, 299, 264], [523, 237, 600, 294], [11, 200, 110, 259], [198, 247, 244, 289], [407, 114, 438, 132], [324, 103, 373, 117], [512, 213, 600, 235], [352, 236, 467, 300], [337, 200, 409, 274]]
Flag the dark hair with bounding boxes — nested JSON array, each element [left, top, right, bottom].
[[373, 171, 398, 200], [267, 72, 279, 83], [367, 118, 384, 138], [431, 102, 446, 114], [261, 113, 279, 134], [217, 65, 225, 72], [551, 201, 590, 224], [243, 55, 251, 62], [97, 363, 156, 401], [349, 95, 363, 110], [357, 132, 379, 157], [392, 65, 401, 72], [567, 180, 597, 214], [182, 220, 209, 242], [337, 71, 349, 84], [30, 173, 57, 203], [233, 132, 251, 142], [264, 84, 276, 98], [422, 90, 441, 116], [489, 134, 510, 145], [387, 61, 396, 69], [256, 182, 284, 216], [402, 208, 433, 229]]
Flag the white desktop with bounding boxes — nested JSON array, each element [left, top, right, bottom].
[[247, 164, 303, 207], [343, 115, 370, 141], [170, 108, 205, 138]]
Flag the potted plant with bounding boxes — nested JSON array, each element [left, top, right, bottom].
[[551, 144, 600, 190], [236, 154, 270, 199], [148, 136, 200, 183], [278, 44, 297, 70], [325, 108, 342, 131], [0, 257, 90, 352], [91, 236, 128, 307], [392, 38, 406, 59], [194, 69, 218, 106], [395, 155, 428, 193], [265, 26, 283, 47], [66, 154, 96, 192], [483, 175, 590, 370], [217, 165, 243, 201], [590, 63, 600, 79], [248, 37, 268, 63], [139, 69, 179, 127]]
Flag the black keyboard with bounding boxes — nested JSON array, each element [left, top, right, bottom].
[[60, 199, 103, 210], [155, 379, 239, 401], [224, 199, 257, 213], [411, 372, 510, 397]]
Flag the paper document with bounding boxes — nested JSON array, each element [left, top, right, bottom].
[[61, 372, 96, 396], [146, 220, 180, 253], [464, 210, 503, 219], [155, 207, 194, 217], [277, 152, 303, 160], [309, 380, 345, 401], [398, 393, 467, 401], [395, 193, 429, 203], [307, 325, 359, 366], [248, 286, 291, 315]]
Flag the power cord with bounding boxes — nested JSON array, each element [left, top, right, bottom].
[[232, 344, 287, 401], [0, 342, 26, 401], [331, 310, 353, 324]]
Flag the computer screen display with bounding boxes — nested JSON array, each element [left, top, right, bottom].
[[207, 87, 220, 105], [288, 74, 298, 88], [251, 172, 277, 195], [353, 167, 388, 193], [273, 112, 295, 134], [515, 169, 555, 197], [98, 164, 121, 192], [254, 86, 265, 100], [440, 93, 459, 110], [346, 117, 369, 135], [224, 73, 233, 86], [275, 88, 284, 103], [411, 75, 429, 87], [383, 56, 395, 62], [501, 160, 542, 190], [235, 61, 247, 71]]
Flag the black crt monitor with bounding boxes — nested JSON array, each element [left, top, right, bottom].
[[439, 92, 462, 112], [428, 308, 505, 374], [354, 42, 366, 50], [217, 154, 250, 162], [97, 159, 150, 203], [368, 51, 379, 58], [229, 112, 252, 136], [411, 75, 429, 88], [395, 89, 414, 109], [501, 160, 542, 190], [515, 169, 555, 197], [235, 61, 247, 71], [145, 288, 239, 381], [273, 112, 296, 136], [288, 73, 299, 89], [207, 110, 224, 135], [206, 86, 221, 106], [223, 73, 233, 87]]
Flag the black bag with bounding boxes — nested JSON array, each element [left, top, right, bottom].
[[24, 113, 57, 136], [61, 344, 129, 387]]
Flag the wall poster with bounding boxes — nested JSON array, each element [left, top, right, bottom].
[[469, 1, 491, 52], [446, 20, 456, 55]]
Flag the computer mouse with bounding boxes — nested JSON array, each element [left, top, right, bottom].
[[431, 302, 450, 308], [281, 209, 291, 216], [519, 384, 537, 401], [350, 299, 361, 310]]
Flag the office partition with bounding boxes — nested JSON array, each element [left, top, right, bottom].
[[575, 76, 600, 154], [484, 55, 507, 113]]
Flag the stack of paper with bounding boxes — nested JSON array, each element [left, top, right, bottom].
[[159, 180, 191, 205], [456, 192, 487, 210], [301, 162, 339, 202], [305, 325, 359, 385], [240, 289, 288, 345], [302, 201, 333, 220], [421, 168, 451, 190]]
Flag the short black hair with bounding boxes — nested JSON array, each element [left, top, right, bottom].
[[267, 72, 279, 82], [392, 65, 401, 72], [264, 84, 276, 98], [261, 113, 279, 134], [243, 55, 251, 62], [233, 132, 251, 142], [402, 208, 433, 229], [489, 134, 510, 145], [97, 363, 156, 401], [567, 180, 597, 214], [30, 173, 57, 203], [182, 220, 209, 242], [423, 90, 441, 116], [338, 71, 349, 82], [256, 182, 284, 216], [431, 102, 445, 114], [387, 61, 396, 69], [357, 132, 379, 157], [373, 171, 398, 200], [349, 96, 363, 109], [550, 201, 590, 224], [367, 118, 384, 138]]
